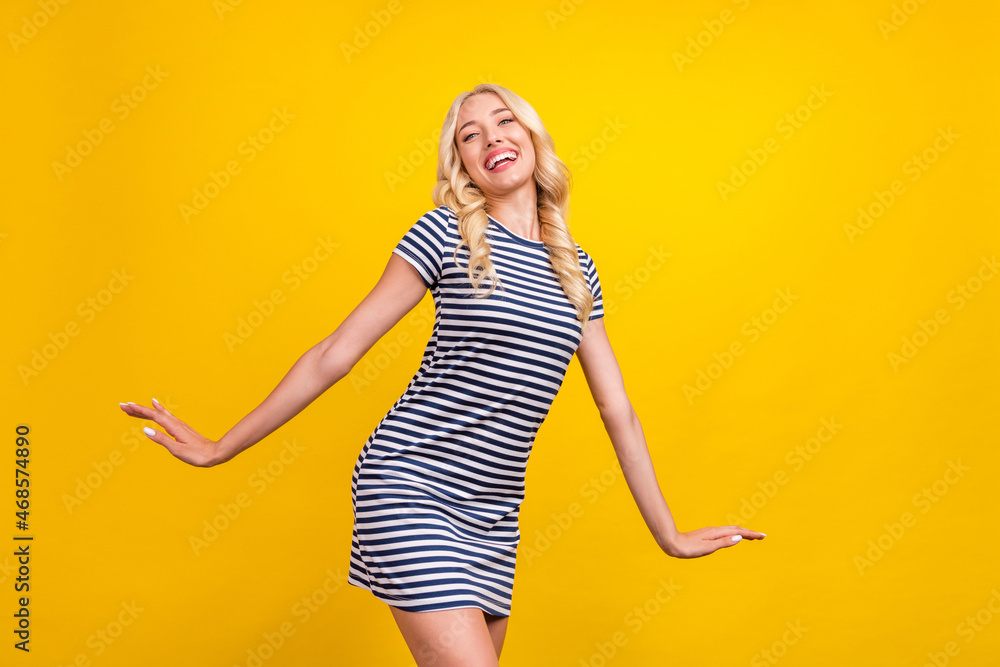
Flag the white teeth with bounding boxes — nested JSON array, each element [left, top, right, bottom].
[[487, 150, 517, 170]]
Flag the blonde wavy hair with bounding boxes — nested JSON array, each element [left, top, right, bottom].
[[431, 83, 595, 327]]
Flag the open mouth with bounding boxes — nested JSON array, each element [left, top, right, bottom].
[[485, 150, 518, 171]]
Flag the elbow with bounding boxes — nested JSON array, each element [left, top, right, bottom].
[[316, 340, 355, 387], [321, 354, 352, 388], [598, 397, 635, 427]]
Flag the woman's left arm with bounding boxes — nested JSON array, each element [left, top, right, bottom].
[[575, 317, 766, 558]]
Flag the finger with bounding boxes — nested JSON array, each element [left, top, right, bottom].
[[119, 401, 155, 420], [710, 525, 767, 540], [142, 425, 211, 467], [696, 533, 743, 555], [715, 530, 766, 549], [123, 400, 186, 442], [705, 525, 741, 540], [151, 397, 174, 417], [733, 526, 768, 540], [148, 399, 187, 441], [708, 530, 747, 548], [142, 425, 176, 452]]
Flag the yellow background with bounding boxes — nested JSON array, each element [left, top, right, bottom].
[[3, 0, 998, 665]]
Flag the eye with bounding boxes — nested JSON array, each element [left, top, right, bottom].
[[462, 118, 514, 142]]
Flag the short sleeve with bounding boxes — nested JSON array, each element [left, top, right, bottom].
[[392, 209, 448, 288], [585, 253, 604, 320]]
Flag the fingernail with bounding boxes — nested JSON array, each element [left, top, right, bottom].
[[143, 427, 156, 437], [127, 402, 136, 406], [760, 533, 767, 537], [119, 402, 127, 407], [152, 397, 160, 406], [731, 535, 742, 542]]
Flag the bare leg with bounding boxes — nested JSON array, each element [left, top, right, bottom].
[[388, 605, 500, 666], [483, 611, 510, 659]]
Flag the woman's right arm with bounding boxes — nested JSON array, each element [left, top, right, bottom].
[[120, 253, 429, 467]]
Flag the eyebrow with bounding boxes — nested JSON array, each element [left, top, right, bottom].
[[458, 108, 511, 134]]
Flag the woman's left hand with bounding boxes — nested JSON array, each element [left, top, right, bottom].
[[662, 526, 766, 558]]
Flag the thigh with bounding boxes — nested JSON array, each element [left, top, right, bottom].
[[388, 605, 500, 667], [483, 611, 510, 658]]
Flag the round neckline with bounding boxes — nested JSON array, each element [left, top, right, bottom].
[[486, 213, 545, 247]]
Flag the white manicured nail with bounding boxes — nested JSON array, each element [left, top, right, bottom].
[[143, 427, 156, 437], [731, 535, 742, 542], [119, 402, 127, 406], [152, 397, 160, 406], [760, 533, 767, 537]]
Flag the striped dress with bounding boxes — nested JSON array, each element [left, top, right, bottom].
[[348, 205, 604, 617]]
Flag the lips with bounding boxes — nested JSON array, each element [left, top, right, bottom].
[[485, 149, 518, 171]]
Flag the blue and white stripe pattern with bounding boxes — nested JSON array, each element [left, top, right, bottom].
[[348, 205, 604, 617]]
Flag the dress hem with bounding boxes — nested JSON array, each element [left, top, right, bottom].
[[347, 573, 512, 618]]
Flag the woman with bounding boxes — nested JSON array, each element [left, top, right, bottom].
[[120, 83, 765, 666]]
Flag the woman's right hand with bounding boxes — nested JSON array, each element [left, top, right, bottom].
[[119, 398, 223, 467]]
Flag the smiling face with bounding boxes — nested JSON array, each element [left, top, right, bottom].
[[455, 92, 537, 199]]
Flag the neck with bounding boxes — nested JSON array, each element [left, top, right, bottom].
[[484, 183, 541, 242]]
